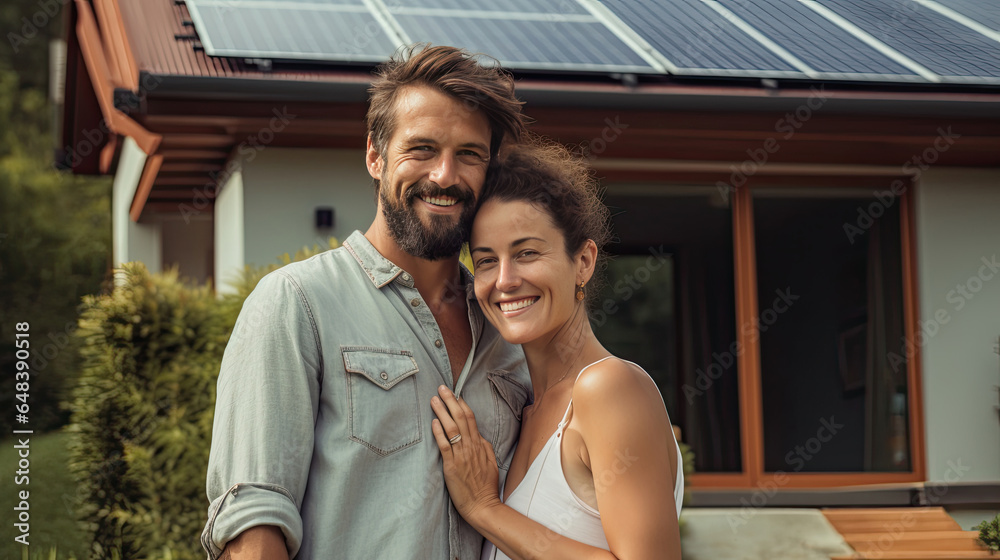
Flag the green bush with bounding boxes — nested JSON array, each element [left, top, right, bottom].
[[0, 67, 113, 436], [68, 240, 337, 559], [976, 513, 1000, 552], [678, 439, 695, 533], [22, 546, 181, 560]]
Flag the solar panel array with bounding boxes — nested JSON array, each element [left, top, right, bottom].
[[183, 0, 1000, 84], [185, 0, 399, 61]]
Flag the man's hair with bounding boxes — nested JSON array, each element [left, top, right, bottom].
[[366, 44, 527, 180]]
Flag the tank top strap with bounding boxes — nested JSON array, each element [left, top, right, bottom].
[[557, 356, 617, 429]]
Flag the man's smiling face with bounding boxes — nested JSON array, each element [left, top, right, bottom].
[[367, 85, 492, 261]]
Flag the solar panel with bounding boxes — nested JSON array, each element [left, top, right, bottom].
[[716, 0, 923, 80], [249, 0, 365, 3], [181, 0, 1000, 85], [185, 0, 399, 61], [390, 0, 590, 15], [818, 0, 1000, 81], [185, 0, 656, 72], [598, 0, 810, 76], [931, 0, 1000, 33], [389, 10, 654, 72]]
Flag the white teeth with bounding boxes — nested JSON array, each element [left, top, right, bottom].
[[499, 298, 537, 312], [420, 195, 458, 207]]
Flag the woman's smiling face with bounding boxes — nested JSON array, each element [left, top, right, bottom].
[[470, 199, 589, 345]]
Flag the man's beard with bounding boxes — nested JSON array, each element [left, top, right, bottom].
[[380, 180, 476, 261]]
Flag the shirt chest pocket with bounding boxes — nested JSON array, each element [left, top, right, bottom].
[[343, 347, 421, 456], [487, 371, 530, 471]]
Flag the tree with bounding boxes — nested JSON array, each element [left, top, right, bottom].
[[0, 5, 112, 434]]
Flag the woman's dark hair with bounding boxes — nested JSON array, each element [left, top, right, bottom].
[[478, 136, 612, 307]]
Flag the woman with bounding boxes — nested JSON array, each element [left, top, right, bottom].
[[430, 139, 683, 559]]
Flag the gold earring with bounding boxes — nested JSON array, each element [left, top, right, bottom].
[[576, 281, 586, 301]]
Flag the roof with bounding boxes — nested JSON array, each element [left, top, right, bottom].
[[61, 0, 1000, 221]]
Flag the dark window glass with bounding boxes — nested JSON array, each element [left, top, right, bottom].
[[596, 188, 741, 472], [753, 192, 910, 473]]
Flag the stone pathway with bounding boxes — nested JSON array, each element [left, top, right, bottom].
[[680, 508, 854, 560]]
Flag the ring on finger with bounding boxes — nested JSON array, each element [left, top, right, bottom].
[[449, 434, 462, 445]]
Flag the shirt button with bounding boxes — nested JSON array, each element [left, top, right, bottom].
[[402, 273, 411, 282], [435, 339, 443, 348], [380, 372, 388, 380], [411, 298, 421, 307]]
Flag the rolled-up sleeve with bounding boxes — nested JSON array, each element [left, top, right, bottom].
[[201, 270, 323, 559]]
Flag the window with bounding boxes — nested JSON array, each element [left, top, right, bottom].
[[595, 187, 741, 473], [596, 182, 923, 487], [753, 192, 910, 473]]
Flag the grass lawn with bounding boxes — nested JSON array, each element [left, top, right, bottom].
[[1, 429, 88, 559]]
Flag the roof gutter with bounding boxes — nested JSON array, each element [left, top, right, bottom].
[[134, 71, 1000, 119], [516, 78, 1000, 118]]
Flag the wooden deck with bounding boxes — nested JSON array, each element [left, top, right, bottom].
[[823, 508, 993, 559]]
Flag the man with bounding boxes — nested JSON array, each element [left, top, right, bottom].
[[201, 45, 531, 560]]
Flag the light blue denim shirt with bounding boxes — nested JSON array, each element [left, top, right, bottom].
[[202, 231, 530, 560]]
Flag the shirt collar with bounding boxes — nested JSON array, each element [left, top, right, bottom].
[[343, 230, 478, 302], [459, 262, 477, 302]]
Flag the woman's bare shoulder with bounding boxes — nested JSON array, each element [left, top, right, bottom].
[[571, 357, 666, 423]]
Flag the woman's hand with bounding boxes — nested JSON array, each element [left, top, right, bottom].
[[431, 385, 503, 523]]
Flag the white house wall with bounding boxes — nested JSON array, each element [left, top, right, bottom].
[[916, 168, 1000, 485], [215, 169, 245, 295], [112, 136, 161, 279], [161, 217, 213, 284], [241, 148, 375, 268], [112, 137, 145, 270], [127, 221, 161, 275]]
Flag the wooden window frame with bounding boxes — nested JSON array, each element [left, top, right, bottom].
[[680, 179, 927, 489]]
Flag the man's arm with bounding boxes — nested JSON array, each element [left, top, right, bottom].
[[221, 526, 289, 560], [202, 270, 322, 559]]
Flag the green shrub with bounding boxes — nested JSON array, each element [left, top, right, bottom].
[[976, 514, 1000, 552], [68, 240, 336, 559], [680, 440, 694, 493], [678, 439, 695, 532], [22, 546, 181, 560]]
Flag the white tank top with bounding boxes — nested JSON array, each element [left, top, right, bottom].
[[481, 357, 684, 560]]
